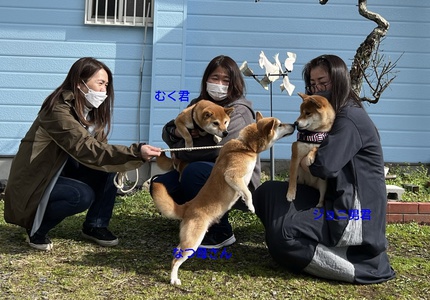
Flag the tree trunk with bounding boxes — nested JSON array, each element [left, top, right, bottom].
[[349, 0, 390, 97]]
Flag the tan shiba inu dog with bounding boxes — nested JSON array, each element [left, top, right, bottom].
[[151, 112, 295, 285], [287, 92, 335, 207], [175, 99, 234, 148], [156, 100, 233, 178], [155, 152, 188, 180]]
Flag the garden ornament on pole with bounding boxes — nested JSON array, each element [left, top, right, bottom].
[[240, 51, 296, 180]]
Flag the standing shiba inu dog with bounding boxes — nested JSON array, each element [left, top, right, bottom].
[[175, 99, 234, 148], [287, 92, 335, 207], [151, 112, 295, 285]]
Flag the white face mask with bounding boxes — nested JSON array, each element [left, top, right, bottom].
[[206, 82, 228, 101], [79, 80, 108, 108]]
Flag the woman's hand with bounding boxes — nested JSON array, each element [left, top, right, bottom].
[[140, 144, 162, 161]]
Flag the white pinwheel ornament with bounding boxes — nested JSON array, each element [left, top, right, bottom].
[[241, 51, 296, 96]]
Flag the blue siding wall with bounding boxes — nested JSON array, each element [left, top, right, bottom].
[[148, 0, 188, 145], [0, 1, 153, 155], [1, 0, 429, 165], [150, 0, 430, 163]]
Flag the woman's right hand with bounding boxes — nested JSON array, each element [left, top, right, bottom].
[[140, 144, 161, 161]]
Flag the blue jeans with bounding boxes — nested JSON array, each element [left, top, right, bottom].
[[36, 157, 117, 236], [150, 161, 232, 234]]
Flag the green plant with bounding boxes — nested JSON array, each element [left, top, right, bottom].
[[386, 164, 430, 202]]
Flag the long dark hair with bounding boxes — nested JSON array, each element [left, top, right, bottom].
[[40, 57, 114, 140], [302, 54, 361, 113], [199, 55, 245, 104]]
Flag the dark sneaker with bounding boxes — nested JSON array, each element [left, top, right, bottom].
[[200, 231, 236, 249], [81, 227, 119, 247], [26, 230, 53, 251]]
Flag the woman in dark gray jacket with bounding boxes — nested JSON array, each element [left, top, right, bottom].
[[150, 55, 260, 249]]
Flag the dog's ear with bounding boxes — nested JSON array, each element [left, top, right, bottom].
[[224, 107, 234, 116], [297, 92, 307, 102], [261, 119, 276, 136], [309, 96, 323, 109], [256, 111, 263, 122], [203, 110, 214, 119]]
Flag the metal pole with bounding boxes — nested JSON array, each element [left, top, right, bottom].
[[269, 82, 275, 180]]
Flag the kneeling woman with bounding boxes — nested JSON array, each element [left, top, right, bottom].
[[253, 54, 395, 284]]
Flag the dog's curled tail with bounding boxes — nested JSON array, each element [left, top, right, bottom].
[[151, 182, 184, 220]]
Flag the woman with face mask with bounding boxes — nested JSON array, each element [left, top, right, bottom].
[[4, 57, 161, 251], [150, 55, 260, 249], [252, 55, 396, 284]]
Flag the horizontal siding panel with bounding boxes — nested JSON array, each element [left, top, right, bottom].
[[156, 11, 185, 27], [0, 40, 117, 58], [156, 28, 184, 43], [0, 26, 66, 41], [0, 90, 51, 105], [0, 106, 40, 121], [0, 57, 79, 73], [0, 7, 83, 26], [109, 124, 141, 141], [0, 123, 32, 138], [382, 148, 430, 163], [366, 99, 430, 116], [1, 1, 79, 10], [378, 131, 430, 147]]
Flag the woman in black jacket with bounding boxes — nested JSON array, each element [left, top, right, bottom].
[[253, 54, 396, 284]]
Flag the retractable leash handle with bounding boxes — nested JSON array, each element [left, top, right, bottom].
[[114, 145, 224, 194]]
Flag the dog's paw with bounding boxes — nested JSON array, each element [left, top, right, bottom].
[[305, 148, 318, 166], [316, 202, 324, 208], [286, 192, 295, 202], [213, 135, 222, 143], [170, 278, 181, 285], [247, 204, 255, 214], [305, 156, 315, 166]]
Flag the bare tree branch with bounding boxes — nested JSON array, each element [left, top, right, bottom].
[[320, 0, 399, 104], [349, 0, 390, 102]]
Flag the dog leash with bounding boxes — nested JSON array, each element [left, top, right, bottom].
[[114, 169, 139, 194], [160, 145, 223, 152], [114, 145, 224, 194]]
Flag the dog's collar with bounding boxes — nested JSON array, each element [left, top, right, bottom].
[[297, 130, 328, 144], [191, 105, 204, 132]]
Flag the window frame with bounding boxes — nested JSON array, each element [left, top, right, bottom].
[[84, 0, 153, 27]]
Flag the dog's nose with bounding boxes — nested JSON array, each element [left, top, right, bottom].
[[222, 131, 229, 137]]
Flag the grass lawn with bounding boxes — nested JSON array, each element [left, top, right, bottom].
[[1, 189, 430, 300]]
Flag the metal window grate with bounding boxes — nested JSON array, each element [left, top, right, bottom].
[[84, 0, 153, 27]]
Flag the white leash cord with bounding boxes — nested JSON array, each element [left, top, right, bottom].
[[160, 145, 223, 152], [114, 145, 223, 194], [114, 168, 139, 194]]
